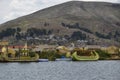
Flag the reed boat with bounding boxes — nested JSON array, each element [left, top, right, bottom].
[[72, 50, 99, 61]]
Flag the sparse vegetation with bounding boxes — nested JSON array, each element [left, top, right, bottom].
[[0, 28, 16, 39], [37, 50, 64, 61], [71, 31, 87, 40], [95, 32, 111, 39], [61, 22, 92, 33], [0, 1, 120, 46], [95, 50, 111, 60]]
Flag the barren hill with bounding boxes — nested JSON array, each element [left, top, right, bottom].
[[0, 1, 120, 46]]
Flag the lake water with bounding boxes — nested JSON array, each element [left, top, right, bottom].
[[0, 61, 120, 80]]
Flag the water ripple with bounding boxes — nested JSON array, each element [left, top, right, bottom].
[[0, 61, 119, 80]]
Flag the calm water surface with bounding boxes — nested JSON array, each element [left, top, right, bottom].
[[0, 61, 120, 80]]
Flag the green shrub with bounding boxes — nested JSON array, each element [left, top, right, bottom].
[[96, 50, 110, 60], [37, 50, 64, 61], [29, 52, 35, 57]]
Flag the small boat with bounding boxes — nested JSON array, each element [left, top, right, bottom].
[[38, 59, 49, 62], [72, 51, 99, 61]]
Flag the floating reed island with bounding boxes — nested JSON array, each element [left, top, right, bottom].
[[0, 41, 120, 62], [0, 42, 39, 62]]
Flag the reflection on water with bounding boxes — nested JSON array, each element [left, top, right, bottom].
[[0, 61, 120, 80]]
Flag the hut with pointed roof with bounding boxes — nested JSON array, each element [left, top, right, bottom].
[[106, 46, 119, 55]]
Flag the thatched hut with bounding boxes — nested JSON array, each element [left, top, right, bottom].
[[56, 46, 69, 54], [2, 46, 16, 58], [106, 46, 119, 55]]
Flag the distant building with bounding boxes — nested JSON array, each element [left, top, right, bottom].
[[33, 44, 56, 51], [85, 45, 101, 50]]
